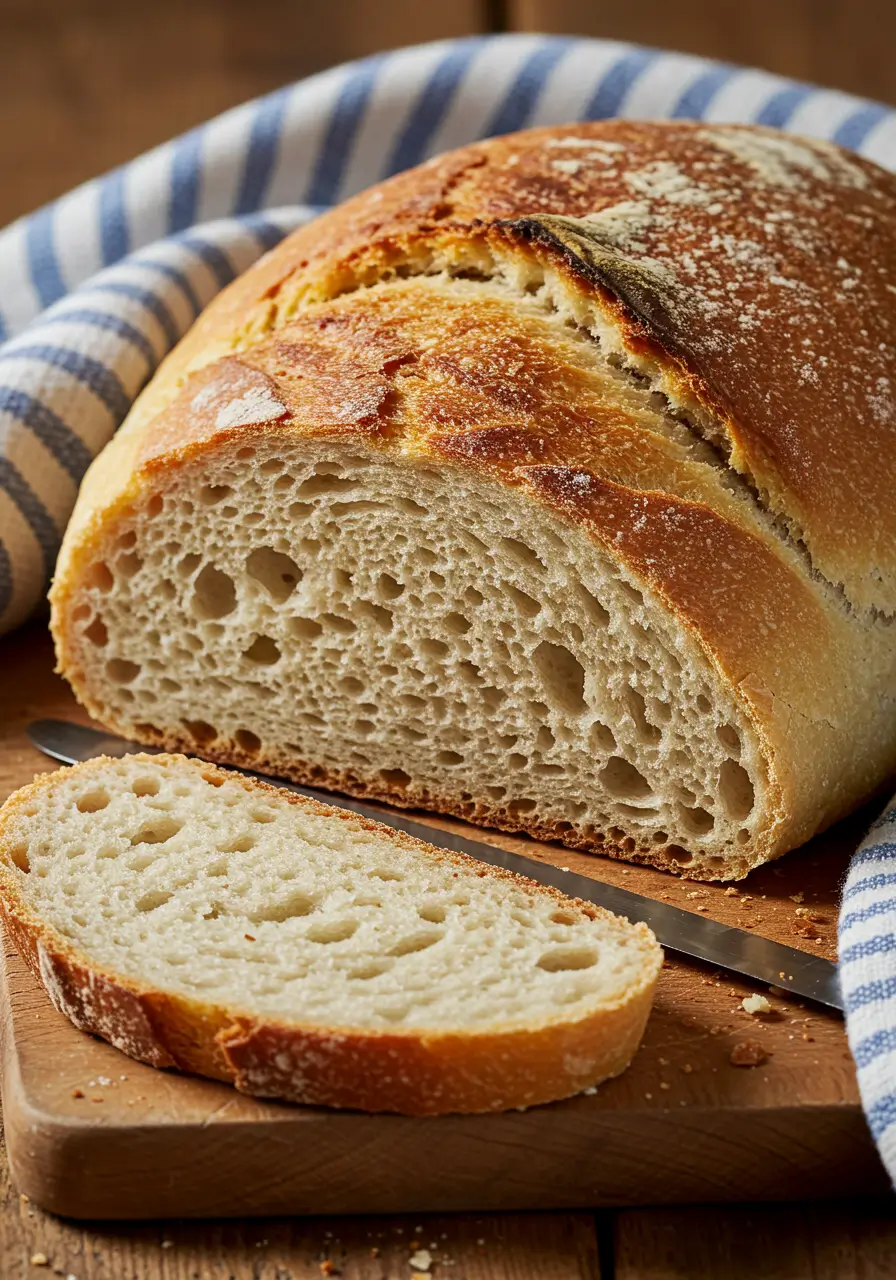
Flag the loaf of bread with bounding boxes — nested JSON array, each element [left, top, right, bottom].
[[50, 121, 896, 881], [0, 753, 660, 1113]]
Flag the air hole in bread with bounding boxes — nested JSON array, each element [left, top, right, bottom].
[[76, 788, 111, 813], [719, 759, 754, 819], [84, 616, 108, 646], [348, 961, 389, 981], [503, 583, 541, 618], [532, 642, 587, 715], [184, 719, 218, 745], [320, 612, 356, 635], [716, 723, 742, 757], [696, 694, 712, 714], [307, 918, 359, 943], [389, 930, 442, 956], [421, 638, 449, 658], [131, 776, 160, 797], [624, 688, 662, 745], [436, 750, 464, 766], [680, 803, 711, 834], [245, 547, 302, 602], [235, 729, 262, 754], [509, 797, 537, 813], [396, 497, 427, 515], [243, 635, 281, 665], [106, 658, 141, 684], [648, 697, 672, 725], [136, 889, 172, 912], [736, 828, 751, 844], [380, 768, 411, 788], [577, 585, 610, 627], [600, 757, 653, 801], [665, 843, 694, 865], [296, 473, 356, 498], [537, 945, 598, 972], [339, 676, 366, 695], [444, 611, 471, 635], [418, 904, 447, 924], [250, 891, 316, 923], [199, 484, 233, 506], [192, 565, 236, 619], [177, 552, 202, 578], [130, 817, 182, 845], [288, 616, 323, 639], [219, 833, 256, 854], [551, 910, 577, 926], [355, 601, 393, 631], [370, 868, 404, 881], [9, 845, 30, 873], [88, 561, 114, 592], [116, 552, 143, 579], [500, 536, 544, 574], [589, 722, 617, 753], [145, 494, 164, 517], [376, 573, 404, 601]]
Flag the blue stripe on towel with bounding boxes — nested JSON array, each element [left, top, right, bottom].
[[306, 56, 385, 206], [235, 89, 291, 215], [483, 39, 574, 136], [0, 387, 93, 480], [0, 458, 58, 577], [585, 49, 657, 119], [386, 39, 486, 174], [5, 344, 130, 421], [26, 205, 67, 309]]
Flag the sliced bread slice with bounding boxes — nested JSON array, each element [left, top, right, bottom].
[[0, 753, 661, 1114]]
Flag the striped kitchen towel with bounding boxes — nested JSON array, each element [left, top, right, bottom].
[[2, 31, 896, 1181]]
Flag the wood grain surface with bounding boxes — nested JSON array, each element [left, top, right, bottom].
[[0, 620, 889, 1221], [0, 0, 482, 225], [510, 0, 896, 105], [614, 1204, 896, 1278]]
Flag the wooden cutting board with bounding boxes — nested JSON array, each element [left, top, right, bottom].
[[0, 622, 888, 1219]]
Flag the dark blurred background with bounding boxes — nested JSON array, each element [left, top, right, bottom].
[[3, 0, 893, 226]]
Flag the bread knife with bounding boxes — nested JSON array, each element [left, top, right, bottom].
[[27, 718, 842, 1012]]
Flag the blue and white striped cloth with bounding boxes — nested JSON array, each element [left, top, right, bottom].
[[2, 32, 896, 1180]]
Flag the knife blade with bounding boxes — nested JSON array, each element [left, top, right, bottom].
[[27, 718, 842, 1012]]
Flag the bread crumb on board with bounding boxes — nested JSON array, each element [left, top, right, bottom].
[[410, 1249, 433, 1272], [730, 1040, 770, 1067], [29, 1254, 48, 1268], [742, 993, 772, 1015], [792, 919, 821, 939]]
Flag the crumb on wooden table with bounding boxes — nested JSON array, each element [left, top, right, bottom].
[[730, 1040, 770, 1067], [793, 919, 821, 939], [742, 994, 772, 1015]]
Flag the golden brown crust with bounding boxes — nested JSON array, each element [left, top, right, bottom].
[[0, 756, 660, 1114]]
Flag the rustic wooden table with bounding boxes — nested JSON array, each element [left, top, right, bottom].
[[1, 622, 895, 1275]]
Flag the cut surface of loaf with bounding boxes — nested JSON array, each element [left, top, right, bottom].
[[0, 754, 661, 1114], [51, 121, 896, 881]]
